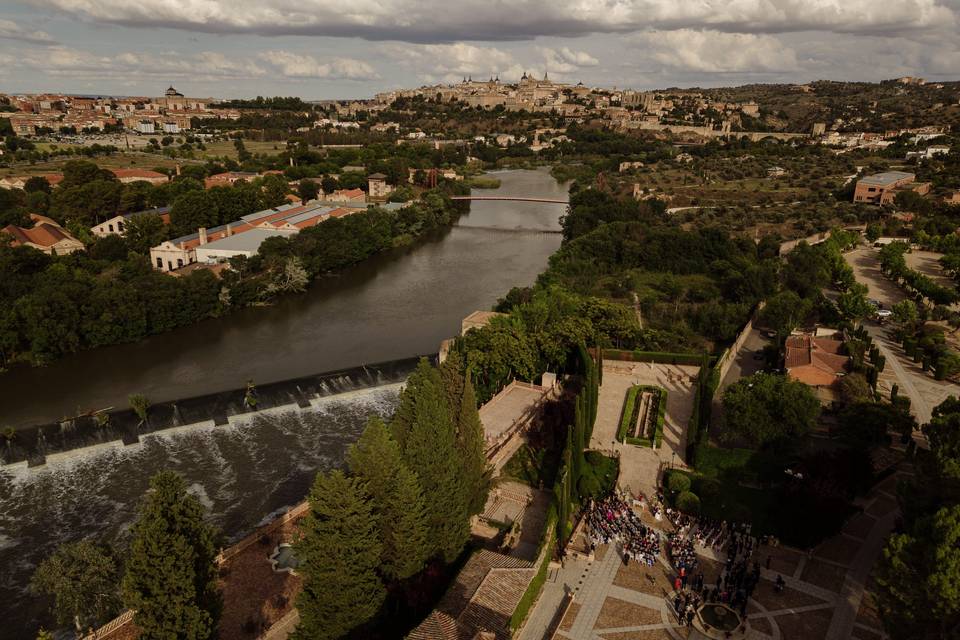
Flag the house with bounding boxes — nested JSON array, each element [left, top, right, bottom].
[[90, 207, 171, 238], [767, 166, 787, 178], [853, 171, 928, 205], [110, 169, 170, 185], [619, 161, 645, 172], [204, 171, 259, 189], [0, 173, 63, 190], [367, 172, 392, 199], [785, 333, 849, 402], [2, 214, 84, 255], [407, 550, 535, 640], [319, 188, 365, 203]]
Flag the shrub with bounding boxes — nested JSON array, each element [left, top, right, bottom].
[[577, 471, 601, 500], [695, 478, 722, 503], [676, 491, 701, 515], [668, 472, 691, 494]]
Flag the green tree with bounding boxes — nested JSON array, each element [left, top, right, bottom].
[[128, 393, 150, 425], [348, 416, 429, 581], [124, 212, 167, 254], [297, 179, 320, 202], [878, 505, 960, 639], [721, 373, 820, 448], [170, 191, 218, 237], [31, 539, 122, 632], [892, 300, 919, 331], [122, 471, 221, 640], [294, 469, 385, 640], [760, 290, 812, 338], [839, 372, 874, 404], [837, 284, 874, 323], [391, 358, 469, 562]]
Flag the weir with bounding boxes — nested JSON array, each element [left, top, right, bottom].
[[0, 356, 427, 469]]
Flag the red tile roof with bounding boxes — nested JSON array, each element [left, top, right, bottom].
[[785, 334, 849, 387]]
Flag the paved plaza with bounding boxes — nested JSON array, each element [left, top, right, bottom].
[[591, 360, 698, 500], [519, 464, 907, 640]]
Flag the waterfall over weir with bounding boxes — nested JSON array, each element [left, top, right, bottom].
[[0, 371, 407, 638]]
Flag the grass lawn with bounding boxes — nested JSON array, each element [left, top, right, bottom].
[[500, 443, 560, 488], [200, 140, 286, 159]]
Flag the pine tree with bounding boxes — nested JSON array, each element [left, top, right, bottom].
[[399, 360, 469, 563], [348, 416, 429, 581], [122, 471, 221, 640], [456, 372, 492, 516], [294, 470, 385, 640]]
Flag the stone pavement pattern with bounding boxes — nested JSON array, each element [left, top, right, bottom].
[[591, 361, 697, 500], [519, 465, 909, 640]]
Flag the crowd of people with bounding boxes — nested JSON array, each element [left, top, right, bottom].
[[585, 493, 662, 566]]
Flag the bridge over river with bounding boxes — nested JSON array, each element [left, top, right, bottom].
[[451, 195, 569, 204]]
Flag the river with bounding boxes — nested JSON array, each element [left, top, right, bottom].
[[0, 168, 567, 429], [0, 169, 567, 637]]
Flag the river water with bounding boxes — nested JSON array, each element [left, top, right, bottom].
[[0, 168, 566, 429], [0, 169, 567, 637]]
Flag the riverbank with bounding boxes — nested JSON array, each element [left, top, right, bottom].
[[0, 169, 569, 428]]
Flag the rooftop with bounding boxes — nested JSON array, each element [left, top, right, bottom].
[[858, 171, 914, 186], [198, 227, 293, 253]]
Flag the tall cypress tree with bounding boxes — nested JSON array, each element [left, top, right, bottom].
[[440, 350, 466, 418], [348, 416, 429, 581], [385, 465, 430, 581], [294, 470, 385, 640], [122, 471, 221, 640], [349, 416, 403, 508], [390, 358, 433, 452], [456, 372, 492, 516], [399, 359, 469, 563]]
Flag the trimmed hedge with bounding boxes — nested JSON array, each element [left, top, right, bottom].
[[603, 349, 715, 367], [617, 385, 641, 442], [619, 385, 667, 448]]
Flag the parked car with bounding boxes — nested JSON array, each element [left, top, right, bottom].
[[876, 309, 893, 319]]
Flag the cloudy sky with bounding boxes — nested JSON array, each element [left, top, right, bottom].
[[1, 1, 959, 99]]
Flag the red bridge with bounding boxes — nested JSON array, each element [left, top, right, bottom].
[[450, 196, 569, 204]]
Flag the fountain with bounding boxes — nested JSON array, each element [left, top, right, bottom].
[[269, 543, 300, 574], [695, 603, 744, 638]]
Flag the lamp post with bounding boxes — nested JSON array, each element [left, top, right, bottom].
[[671, 451, 676, 470]]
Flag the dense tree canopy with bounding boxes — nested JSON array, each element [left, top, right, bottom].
[[122, 471, 221, 640], [720, 373, 820, 448]]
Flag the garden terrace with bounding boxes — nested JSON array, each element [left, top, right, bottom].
[[617, 385, 667, 448]]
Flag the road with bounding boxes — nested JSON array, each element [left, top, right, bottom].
[[845, 247, 957, 425]]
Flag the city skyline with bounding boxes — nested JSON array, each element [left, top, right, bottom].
[[1, 0, 959, 98]]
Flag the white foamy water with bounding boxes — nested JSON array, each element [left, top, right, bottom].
[[0, 383, 401, 638]]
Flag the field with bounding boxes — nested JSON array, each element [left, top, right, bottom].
[[0, 151, 194, 178]]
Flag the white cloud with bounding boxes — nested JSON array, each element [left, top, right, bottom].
[[537, 47, 599, 75], [0, 19, 53, 43], [633, 29, 800, 73], [15, 46, 269, 81], [384, 42, 515, 81], [258, 51, 378, 79], [30, 0, 958, 41]]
